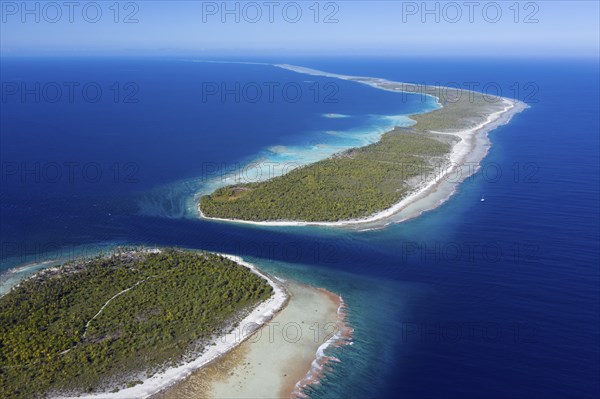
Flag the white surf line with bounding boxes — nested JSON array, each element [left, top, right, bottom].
[[274, 63, 446, 107], [82, 277, 152, 338], [291, 295, 354, 398]]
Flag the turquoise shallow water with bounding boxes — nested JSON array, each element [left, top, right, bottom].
[[1, 57, 598, 398]]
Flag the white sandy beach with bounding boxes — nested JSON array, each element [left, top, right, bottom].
[[198, 65, 529, 229], [55, 254, 289, 399], [153, 282, 352, 399]]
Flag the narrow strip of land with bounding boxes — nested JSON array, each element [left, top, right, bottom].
[[198, 64, 528, 226]]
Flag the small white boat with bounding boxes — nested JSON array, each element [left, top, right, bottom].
[[480, 195, 485, 202]]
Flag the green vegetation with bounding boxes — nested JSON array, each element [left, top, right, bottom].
[[409, 87, 504, 132], [351, 78, 506, 133], [0, 248, 273, 398], [199, 80, 510, 222], [200, 131, 455, 222]]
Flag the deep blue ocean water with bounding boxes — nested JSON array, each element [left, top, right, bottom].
[[1, 57, 598, 398]]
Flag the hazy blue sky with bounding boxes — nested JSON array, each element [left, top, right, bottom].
[[1, 1, 598, 57]]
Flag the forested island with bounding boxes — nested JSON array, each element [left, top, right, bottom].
[[0, 248, 273, 398], [200, 131, 455, 221], [199, 68, 518, 223]]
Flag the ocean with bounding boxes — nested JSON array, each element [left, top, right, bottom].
[[1, 56, 598, 398]]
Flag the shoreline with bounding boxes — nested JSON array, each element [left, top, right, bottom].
[[289, 290, 354, 398], [42, 252, 289, 399], [198, 65, 529, 228], [153, 282, 352, 399], [0, 259, 60, 296], [0, 243, 125, 297]]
